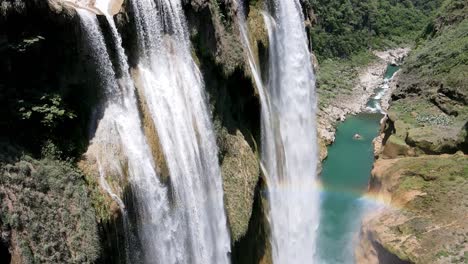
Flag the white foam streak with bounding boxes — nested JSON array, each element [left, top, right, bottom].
[[129, 0, 231, 263], [78, 10, 175, 263], [262, 1, 320, 263]]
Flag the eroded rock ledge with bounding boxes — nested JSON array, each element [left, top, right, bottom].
[[356, 154, 468, 264]]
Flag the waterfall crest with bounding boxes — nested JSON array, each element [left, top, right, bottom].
[[238, 0, 320, 263]]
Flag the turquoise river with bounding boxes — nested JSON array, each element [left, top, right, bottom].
[[316, 65, 399, 263]]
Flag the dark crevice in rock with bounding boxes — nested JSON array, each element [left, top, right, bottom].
[[372, 241, 414, 264], [438, 85, 468, 105], [460, 121, 468, 153], [431, 94, 459, 116], [97, 184, 146, 264], [381, 115, 396, 147], [187, 1, 260, 151], [97, 214, 129, 264], [0, 227, 11, 264]]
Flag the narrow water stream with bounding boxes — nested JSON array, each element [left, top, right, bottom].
[[316, 65, 399, 263]]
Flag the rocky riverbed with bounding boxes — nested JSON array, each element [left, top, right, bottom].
[[317, 48, 410, 145]]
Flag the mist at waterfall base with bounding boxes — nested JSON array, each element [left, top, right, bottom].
[[316, 65, 399, 264]]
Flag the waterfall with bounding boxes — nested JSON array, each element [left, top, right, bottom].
[[129, 0, 232, 263], [79, 2, 230, 262], [78, 9, 175, 263], [236, 1, 275, 182], [254, 0, 319, 263]]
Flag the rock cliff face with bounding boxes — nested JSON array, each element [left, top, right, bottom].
[[357, 3, 468, 263], [184, 0, 264, 246], [0, 0, 267, 262], [357, 154, 468, 264]]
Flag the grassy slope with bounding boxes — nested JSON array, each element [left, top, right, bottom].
[[388, 0, 468, 154], [316, 51, 377, 109]]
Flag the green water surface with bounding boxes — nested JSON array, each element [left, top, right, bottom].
[[316, 64, 399, 263], [316, 113, 382, 263]]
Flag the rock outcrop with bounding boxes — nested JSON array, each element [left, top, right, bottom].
[[0, 0, 265, 261], [219, 129, 260, 242], [357, 154, 468, 264]]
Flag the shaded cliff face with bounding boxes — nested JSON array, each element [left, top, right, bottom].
[[184, 0, 264, 245], [357, 2, 468, 263], [0, 0, 102, 158], [0, 0, 339, 263], [0, 2, 114, 262], [1, 0, 267, 262]]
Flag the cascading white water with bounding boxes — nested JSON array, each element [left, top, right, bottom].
[[236, 1, 276, 182], [260, 1, 320, 263], [78, 9, 176, 263], [128, 0, 231, 263]]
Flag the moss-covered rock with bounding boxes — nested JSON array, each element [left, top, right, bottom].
[[387, 97, 467, 155], [382, 135, 412, 158], [219, 129, 260, 242], [406, 126, 464, 154]]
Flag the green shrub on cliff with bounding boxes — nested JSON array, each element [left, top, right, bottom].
[[18, 94, 76, 128], [0, 154, 100, 263]]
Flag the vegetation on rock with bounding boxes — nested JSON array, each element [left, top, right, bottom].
[[362, 154, 468, 264], [0, 147, 99, 263], [307, 0, 443, 60], [387, 0, 468, 155]]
